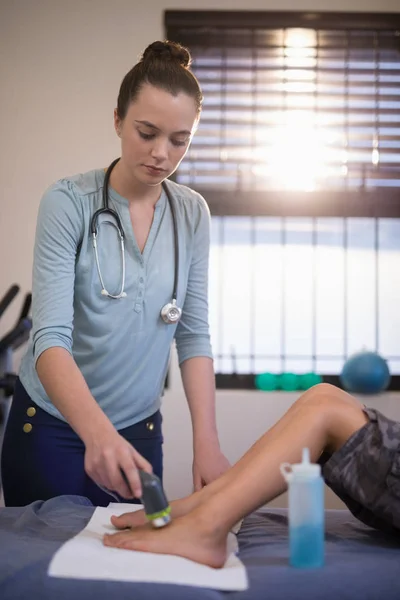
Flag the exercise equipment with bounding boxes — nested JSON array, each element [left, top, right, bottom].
[[255, 372, 278, 391], [278, 372, 299, 392], [299, 372, 323, 390], [0, 284, 32, 422], [340, 350, 391, 395], [255, 371, 323, 392], [0, 284, 32, 497]]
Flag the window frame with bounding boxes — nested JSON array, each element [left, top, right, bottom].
[[166, 10, 400, 390]]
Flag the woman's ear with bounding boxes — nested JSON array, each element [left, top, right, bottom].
[[114, 108, 122, 137]]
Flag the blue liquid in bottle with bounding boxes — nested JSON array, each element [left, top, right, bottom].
[[290, 523, 324, 568]]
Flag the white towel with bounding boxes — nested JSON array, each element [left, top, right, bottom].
[[48, 503, 248, 591]]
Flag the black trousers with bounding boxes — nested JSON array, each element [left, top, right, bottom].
[[1, 378, 163, 507]]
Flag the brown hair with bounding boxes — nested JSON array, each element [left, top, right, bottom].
[[116, 40, 203, 120]]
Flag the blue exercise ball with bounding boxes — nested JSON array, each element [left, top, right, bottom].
[[340, 351, 391, 395]]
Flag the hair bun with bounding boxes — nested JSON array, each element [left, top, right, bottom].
[[142, 40, 192, 69]]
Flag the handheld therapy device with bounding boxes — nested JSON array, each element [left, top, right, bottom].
[[99, 468, 171, 528], [138, 469, 171, 528]]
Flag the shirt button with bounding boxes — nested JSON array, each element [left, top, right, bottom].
[[27, 407, 36, 417], [139, 277, 144, 283], [23, 423, 33, 433]]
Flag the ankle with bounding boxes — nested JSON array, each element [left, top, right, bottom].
[[191, 498, 232, 540]]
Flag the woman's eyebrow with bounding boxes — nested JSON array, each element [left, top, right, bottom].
[[135, 120, 191, 136]]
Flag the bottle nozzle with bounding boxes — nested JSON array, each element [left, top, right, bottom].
[[302, 447, 310, 464]]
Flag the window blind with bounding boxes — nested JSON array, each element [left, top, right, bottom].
[[166, 11, 400, 218]]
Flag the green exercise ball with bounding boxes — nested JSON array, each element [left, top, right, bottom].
[[278, 372, 299, 391], [255, 372, 278, 391], [299, 372, 323, 390]]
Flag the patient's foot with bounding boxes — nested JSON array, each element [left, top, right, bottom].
[[104, 509, 228, 569], [111, 490, 204, 529]]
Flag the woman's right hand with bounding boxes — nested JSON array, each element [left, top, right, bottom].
[[83, 428, 152, 499]]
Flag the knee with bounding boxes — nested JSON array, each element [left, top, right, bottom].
[[292, 384, 367, 452], [305, 382, 339, 403], [295, 383, 361, 415]]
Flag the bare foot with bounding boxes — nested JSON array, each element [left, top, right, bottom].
[[104, 511, 228, 569], [111, 490, 204, 530]]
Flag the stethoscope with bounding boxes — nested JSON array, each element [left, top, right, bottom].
[[91, 157, 182, 325]]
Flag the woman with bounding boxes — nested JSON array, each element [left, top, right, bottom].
[[1, 40, 229, 507]]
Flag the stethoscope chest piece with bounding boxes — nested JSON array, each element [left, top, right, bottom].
[[161, 299, 182, 324]]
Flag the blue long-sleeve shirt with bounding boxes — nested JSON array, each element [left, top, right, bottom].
[[19, 168, 213, 430]]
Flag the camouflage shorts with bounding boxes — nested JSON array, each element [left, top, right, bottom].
[[320, 407, 400, 535]]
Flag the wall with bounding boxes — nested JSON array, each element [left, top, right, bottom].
[[1, 0, 400, 507]]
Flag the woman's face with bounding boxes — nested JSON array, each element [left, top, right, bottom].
[[114, 83, 199, 186]]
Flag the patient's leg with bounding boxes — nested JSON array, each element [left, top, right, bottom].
[[111, 384, 362, 528], [104, 384, 367, 566]]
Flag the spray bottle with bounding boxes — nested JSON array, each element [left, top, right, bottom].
[[280, 448, 324, 568]]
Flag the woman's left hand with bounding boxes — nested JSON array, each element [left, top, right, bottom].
[[192, 446, 231, 491]]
